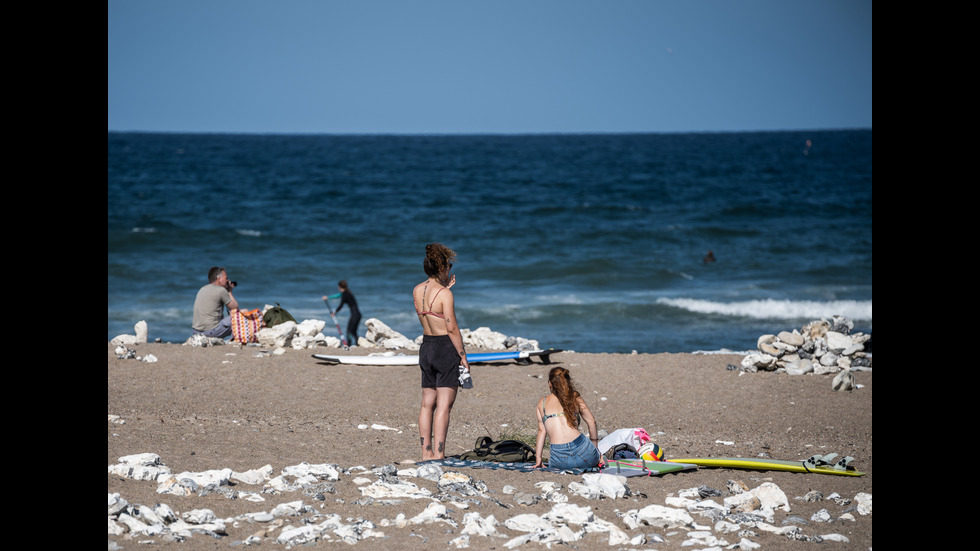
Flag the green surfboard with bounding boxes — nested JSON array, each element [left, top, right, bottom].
[[601, 459, 699, 477]]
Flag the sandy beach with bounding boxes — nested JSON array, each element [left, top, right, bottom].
[[108, 343, 872, 550]]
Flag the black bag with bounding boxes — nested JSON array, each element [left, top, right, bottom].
[[458, 436, 536, 463], [263, 303, 297, 327], [603, 443, 638, 461]]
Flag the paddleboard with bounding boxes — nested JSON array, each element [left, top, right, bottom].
[[601, 459, 699, 477], [668, 457, 865, 476], [312, 348, 562, 366]]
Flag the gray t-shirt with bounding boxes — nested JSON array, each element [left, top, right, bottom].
[[192, 284, 233, 331]]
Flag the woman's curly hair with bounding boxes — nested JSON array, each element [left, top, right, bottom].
[[423, 243, 456, 278]]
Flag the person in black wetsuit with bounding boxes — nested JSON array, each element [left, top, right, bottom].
[[330, 280, 362, 347]]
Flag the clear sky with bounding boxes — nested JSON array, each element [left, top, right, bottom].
[[108, 1, 872, 134]]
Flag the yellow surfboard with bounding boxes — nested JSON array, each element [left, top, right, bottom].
[[668, 456, 865, 477]]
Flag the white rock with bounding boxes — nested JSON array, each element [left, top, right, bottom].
[[461, 513, 503, 537], [271, 501, 309, 517], [359, 480, 432, 500], [416, 463, 443, 481], [690, 499, 727, 514], [740, 353, 777, 371], [107, 461, 172, 482], [171, 468, 233, 488], [820, 533, 851, 543], [291, 335, 318, 349], [317, 334, 342, 348], [542, 503, 593, 525], [117, 452, 164, 466], [107, 493, 128, 516], [777, 331, 804, 346], [277, 525, 321, 546], [108, 518, 125, 536], [463, 327, 508, 349], [282, 462, 341, 481], [257, 321, 296, 348], [182, 508, 216, 524], [715, 520, 741, 533], [580, 473, 627, 499], [723, 482, 789, 522], [664, 495, 697, 509], [409, 502, 456, 526], [811, 508, 832, 522], [784, 358, 815, 375], [136, 504, 166, 526], [567, 481, 601, 500], [296, 319, 326, 337], [855, 492, 872, 514], [825, 331, 852, 351], [754, 521, 800, 535], [622, 504, 693, 530], [534, 480, 567, 502], [363, 318, 419, 350], [111, 334, 138, 346], [504, 513, 554, 533], [135, 320, 148, 343], [231, 465, 274, 485], [734, 537, 762, 549], [115, 513, 154, 535], [682, 530, 729, 548], [832, 369, 855, 391]]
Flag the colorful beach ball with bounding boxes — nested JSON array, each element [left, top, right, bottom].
[[637, 442, 665, 461]]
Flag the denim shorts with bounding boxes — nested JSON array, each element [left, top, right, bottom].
[[547, 433, 601, 470]]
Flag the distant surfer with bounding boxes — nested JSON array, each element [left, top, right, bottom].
[[703, 250, 716, 263], [413, 243, 469, 460], [532, 367, 602, 470], [325, 280, 361, 346], [191, 266, 239, 339]]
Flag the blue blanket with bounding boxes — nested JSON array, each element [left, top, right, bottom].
[[418, 457, 598, 475]]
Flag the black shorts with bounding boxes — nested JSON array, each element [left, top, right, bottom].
[[419, 335, 460, 388]]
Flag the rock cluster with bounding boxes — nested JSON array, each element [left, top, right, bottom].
[[158, 311, 540, 351], [740, 316, 871, 375], [108, 446, 871, 548]]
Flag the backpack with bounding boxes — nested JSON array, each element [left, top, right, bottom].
[[263, 303, 296, 327], [457, 436, 536, 463]]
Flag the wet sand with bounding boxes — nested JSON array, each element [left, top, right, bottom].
[[108, 343, 872, 549]]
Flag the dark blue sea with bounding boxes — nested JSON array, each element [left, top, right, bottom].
[[108, 131, 872, 353]]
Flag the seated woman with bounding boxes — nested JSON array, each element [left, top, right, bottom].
[[532, 367, 603, 470]]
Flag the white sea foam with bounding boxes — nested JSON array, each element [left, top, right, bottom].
[[657, 298, 872, 322]]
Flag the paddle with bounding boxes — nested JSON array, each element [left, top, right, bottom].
[[322, 295, 349, 348]]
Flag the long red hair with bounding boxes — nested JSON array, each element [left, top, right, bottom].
[[548, 367, 582, 429]]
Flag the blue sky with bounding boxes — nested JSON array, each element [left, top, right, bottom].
[[108, 1, 872, 134]]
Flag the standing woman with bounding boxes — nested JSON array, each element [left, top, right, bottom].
[[332, 280, 362, 347], [414, 243, 470, 460], [532, 367, 602, 470]]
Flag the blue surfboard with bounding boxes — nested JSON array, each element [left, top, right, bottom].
[[312, 348, 562, 366]]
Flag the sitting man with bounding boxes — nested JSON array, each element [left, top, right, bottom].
[[192, 267, 239, 338]]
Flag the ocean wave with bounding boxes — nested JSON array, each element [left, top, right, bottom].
[[656, 298, 872, 322]]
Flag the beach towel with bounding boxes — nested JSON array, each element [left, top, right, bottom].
[[420, 458, 598, 475], [230, 308, 264, 344]]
